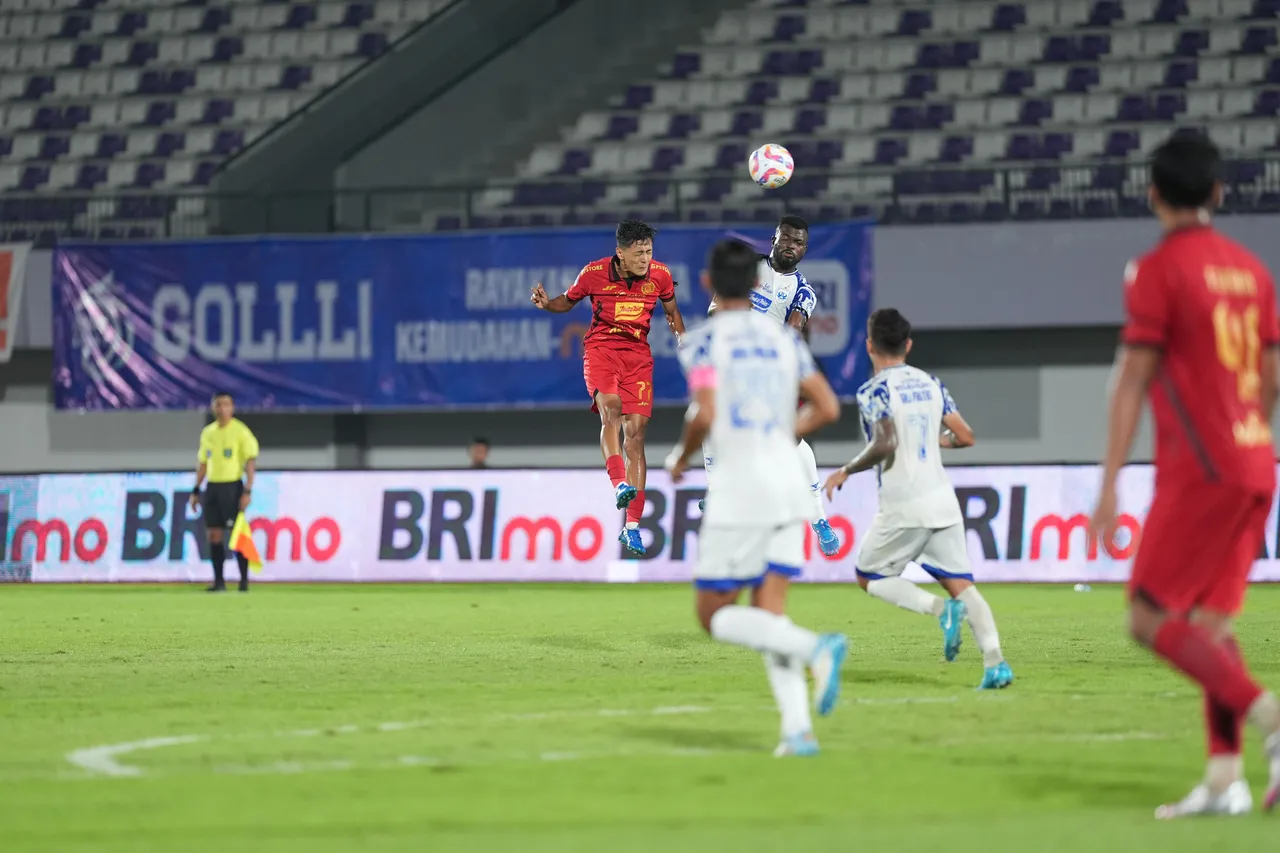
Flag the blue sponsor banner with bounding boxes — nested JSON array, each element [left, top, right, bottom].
[[51, 223, 873, 411]]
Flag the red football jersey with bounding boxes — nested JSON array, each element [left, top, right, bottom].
[[565, 256, 676, 351], [1123, 225, 1279, 493]]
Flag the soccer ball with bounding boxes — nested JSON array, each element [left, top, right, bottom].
[[748, 144, 794, 189]]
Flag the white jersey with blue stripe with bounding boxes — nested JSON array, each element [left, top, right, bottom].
[[748, 256, 817, 327], [855, 364, 963, 529], [679, 310, 815, 526]]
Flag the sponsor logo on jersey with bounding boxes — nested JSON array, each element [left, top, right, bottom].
[[749, 291, 772, 313], [614, 301, 645, 322]]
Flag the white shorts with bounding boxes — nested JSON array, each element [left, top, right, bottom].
[[856, 520, 973, 582], [696, 522, 805, 591]]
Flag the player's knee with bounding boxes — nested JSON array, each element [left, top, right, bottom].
[[207, 529, 224, 544]]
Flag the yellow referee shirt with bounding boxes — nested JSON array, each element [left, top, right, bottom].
[[198, 418, 259, 483]]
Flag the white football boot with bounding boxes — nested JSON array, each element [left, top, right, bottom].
[[1155, 780, 1252, 819]]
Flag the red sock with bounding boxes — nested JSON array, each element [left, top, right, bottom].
[[626, 490, 645, 524], [605, 455, 626, 488], [1205, 636, 1246, 756], [1154, 618, 1263, 716]]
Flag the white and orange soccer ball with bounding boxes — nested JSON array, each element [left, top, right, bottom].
[[748, 143, 794, 189]]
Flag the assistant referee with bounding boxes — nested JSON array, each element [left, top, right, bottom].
[[189, 391, 259, 592]]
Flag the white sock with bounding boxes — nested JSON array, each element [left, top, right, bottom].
[[625, 521, 638, 530], [764, 652, 812, 738], [867, 576, 945, 617], [1205, 755, 1244, 794], [958, 586, 1004, 667], [795, 439, 826, 525], [709, 606, 820, 661]]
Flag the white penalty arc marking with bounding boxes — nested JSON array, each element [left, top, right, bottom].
[[66, 735, 206, 778], [60, 694, 1004, 780]]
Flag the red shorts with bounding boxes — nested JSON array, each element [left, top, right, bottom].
[[584, 346, 654, 417], [1129, 479, 1273, 616]]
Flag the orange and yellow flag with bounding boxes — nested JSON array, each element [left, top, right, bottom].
[[229, 512, 264, 573]]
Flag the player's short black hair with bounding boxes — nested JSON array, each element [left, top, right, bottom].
[[471, 436, 489, 447], [211, 391, 233, 402], [1150, 130, 1220, 210], [616, 220, 657, 249], [778, 214, 809, 233], [868, 308, 911, 356], [707, 239, 759, 299]]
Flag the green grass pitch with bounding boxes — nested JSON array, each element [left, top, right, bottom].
[[2, 583, 1279, 852]]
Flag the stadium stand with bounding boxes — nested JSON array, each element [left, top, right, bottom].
[[2, 0, 1279, 238], [0, 0, 452, 239], [474, 0, 1280, 227]]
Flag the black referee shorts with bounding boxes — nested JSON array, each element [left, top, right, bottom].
[[202, 481, 244, 530]]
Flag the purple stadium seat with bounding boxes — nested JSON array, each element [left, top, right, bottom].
[[156, 132, 185, 157], [213, 130, 244, 155], [667, 113, 698, 138], [1065, 65, 1101, 92], [146, 101, 176, 126], [1106, 130, 1140, 157], [1165, 60, 1198, 87], [623, 85, 653, 109], [1006, 133, 1039, 160], [774, 14, 806, 41], [1080, 34, 1110, 61], [1256, 90, 1280, 116], [1153, 92, 1185, 121], [651, 146, 683, 172], [61, 14, 91, 39], [992, 4, 1026, 31], [904, 72, 936, 99], [128, 41, 159, 67], [1153, 0, 1190, 23], [97, 134, 127, 158], [604, 114, 638, 140], [357, 32, 389, 57], [213, 37, 244, 63], [1176, 30, 1209, 56], [193, 162, 219, 186], [1243, 26, 1279, 54], [899, 9, 931, 36], [730, 110, 762, 137], [1118, 94, 1149, 122], [200, 9, 230, 33], [286, 4, 318, 29], [747, 80, 778, 106], [1000, 69, 1033, 95], [939, 136, 974, 163], [24, 76, 55, 100], [76, 164, 106, 190], [344, 4, 376, 28], [1019, 99, 1052, 126], [795, 107, 825, 134], [1089, 1, 1124, 26], [117, 11, 147, 37], [21, 166, 49, 191], [891, 104, 923, 131], [558, 150, 591, 176], [134, 163, 165, 188], [668, 53, 700, 79], [73, 44, 102, 68]]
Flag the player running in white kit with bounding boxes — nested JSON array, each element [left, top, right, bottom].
[[667, 239, 849, 756], [702, 215, 840, 557], [823, 308, 1013, 690]]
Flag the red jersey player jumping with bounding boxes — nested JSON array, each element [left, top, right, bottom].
[[532, 220, 686, 556], [1091, 130, 1280, 818]]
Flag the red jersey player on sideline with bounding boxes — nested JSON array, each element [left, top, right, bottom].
[[1091, 130, 1280, 818], [531, 220, 686, 556]]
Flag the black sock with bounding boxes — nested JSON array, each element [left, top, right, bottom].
[[235, 552, 249, 586], [210, 542, 226, 585]]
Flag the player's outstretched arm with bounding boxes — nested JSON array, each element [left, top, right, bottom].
[[665, 387, 715, 482], [823, 417, 896, 499], [940, 411, 975, 448], [530, 283, 576, 313], [1091, 345, 1159, 535], [796, 371, 840, 439]]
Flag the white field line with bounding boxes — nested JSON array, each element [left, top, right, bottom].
[[60, 693, 1015, 780], [65, 735, 205, 778]]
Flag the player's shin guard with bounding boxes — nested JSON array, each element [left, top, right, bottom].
[[1153, 618, 1264, 716], [866, 577, 945, 617], [709, 606, 820, 661], [1206, 637, 1246, 759], [605, 455, 626, 489], [764, 652, 812, 739], [626, 490, 645, 526], [958, 586, 1004, 668]]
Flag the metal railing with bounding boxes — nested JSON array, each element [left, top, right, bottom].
[[3, 156, 1279, 243]]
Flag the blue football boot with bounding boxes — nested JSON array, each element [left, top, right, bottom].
[[618, 527, 644, 556], [614, 482, 637, 510], [773, 731, 820, 757], [812, 519, 840, 556], [940, 599, 967, 662], [978, 661, 1014, 690]]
